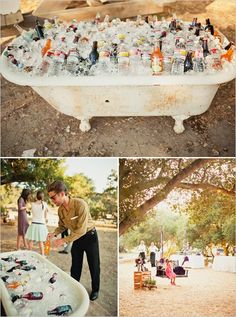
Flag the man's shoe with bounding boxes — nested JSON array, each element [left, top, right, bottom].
[[58, 250, 69, 254], [90, 291, 99, 301]]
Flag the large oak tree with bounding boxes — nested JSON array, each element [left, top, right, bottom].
[[119, 159, 235, 235]]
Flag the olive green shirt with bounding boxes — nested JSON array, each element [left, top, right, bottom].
[[53, 197, 95, 243]]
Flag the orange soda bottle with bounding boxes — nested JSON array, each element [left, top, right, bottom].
[[151, 42, 163, 75], [44, 239, 51, 255], [42, 39, 52, 57], [221, 46, 234, 62], [6, 281, 21, 289]]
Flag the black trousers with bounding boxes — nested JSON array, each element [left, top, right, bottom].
[[71, 229, 100, 292], [150, 252, 156, 267]]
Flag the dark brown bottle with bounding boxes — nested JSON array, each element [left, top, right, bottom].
[[89, 41, 99, 65], [202, 38, 210, 57], [205, 18, 214, 35], [184, 52, 193, 72]]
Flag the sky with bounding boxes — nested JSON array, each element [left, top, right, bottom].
[[63, 158, 118, 193]]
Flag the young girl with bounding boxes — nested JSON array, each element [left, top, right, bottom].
[[165, 259, 176, 285], [25, 191, 49, 256], [17, 188, 31, 250]]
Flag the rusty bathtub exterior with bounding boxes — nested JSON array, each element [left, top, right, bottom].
[[1, 54, 235, 133]]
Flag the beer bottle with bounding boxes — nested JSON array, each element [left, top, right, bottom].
[[202, 38, 210, 58], [184, 52, 193, 72], [35, 19, 44, 39], [205, 18, 214, 35], [89, 41, 99, 65], [47, 305, 72, 315], [151, 42, 163, 75]]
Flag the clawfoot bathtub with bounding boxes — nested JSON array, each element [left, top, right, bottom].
[[1, 54, 235, 133]]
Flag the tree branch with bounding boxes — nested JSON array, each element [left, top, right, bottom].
[[177, 182, 235, 196], [119, 159, 212, 235]]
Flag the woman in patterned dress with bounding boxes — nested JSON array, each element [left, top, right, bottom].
[[17, 188, 31, 250]]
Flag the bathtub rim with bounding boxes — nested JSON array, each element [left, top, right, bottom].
[[1, 52, 236, 87]]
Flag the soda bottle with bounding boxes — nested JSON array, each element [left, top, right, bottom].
[[12, 292, 43, 303], [151, 42, 163, 75], [221, 46, 234, 62], [184, 52, 193, 72], [6, 281, 21, 289], [193, 48, 205, 72], [49, 273, 57, 284], [1, 256, 16, 262], [210, 48, 222, 70], [205, 18, 214, 36], [44, 239, 51, 256], [42, 39, 52, 57], [89, 41, 99, 65], [66, 48, 80, 74], [118, 44, 129, 75], [35, 19, 44, 39], [47, 305, 72, 315]]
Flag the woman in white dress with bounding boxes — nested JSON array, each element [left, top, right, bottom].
[[25, 191, 49, 255], [137, 240, 147, 263]]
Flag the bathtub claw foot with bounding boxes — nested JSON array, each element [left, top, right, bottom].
[[79, 118, 91, 132], [172, 115, 190, 134]]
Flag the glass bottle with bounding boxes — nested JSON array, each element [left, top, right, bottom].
[[35, 19, 44, 39], [12, 292, 43, 303], [193, 48, 205, 72], [6, 264, 21, 273], [49, 273, 57, 284], [151, 42, 163, 75], [89, 41, 99, 65], [44, 239, 51, 256], [205, 18, 214, 36], [6, 281, 21, 289], [118, 44, 129, 75], [202, 38, 210, 58], [21, 265, 36, 271], [47, 305, 72, 315], [184, 52, 193, 72], [221, 46, 235, 62], [42, 39, 52, 57]]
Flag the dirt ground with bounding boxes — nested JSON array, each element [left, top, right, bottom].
[[0, 222, 118, 317], [119, 259, 236, 317], [1, 0, 235, 157]]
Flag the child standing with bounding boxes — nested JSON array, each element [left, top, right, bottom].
[[25, 191, 49, 256], [165, 259, 176, 285]]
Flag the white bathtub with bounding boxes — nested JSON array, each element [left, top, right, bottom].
[[0, 250, 89, 317], [1, 50, 235, 133]]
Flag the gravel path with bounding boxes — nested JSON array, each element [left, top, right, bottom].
[[119, 260, 236, 317]]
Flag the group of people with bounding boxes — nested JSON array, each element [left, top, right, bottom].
[[136, 240, 176, 285], [16, 180, 100, 301]]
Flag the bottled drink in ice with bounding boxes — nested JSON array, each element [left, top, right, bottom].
[[12, 292, 43, 303], [184, 52, 193, 72], [35, 19, 44, 39], [205, 18, 214, 36], [49, 273, 57, 284], [42, 39, 52, 56], [47, 305, 72, 315], [89, 41, 99, 65], [151, 42, 163, 75]]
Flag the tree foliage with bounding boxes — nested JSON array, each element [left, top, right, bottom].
[[186, 191, 235, 252], [1, 159, 66, 189], [119, 159, 235, 235]]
